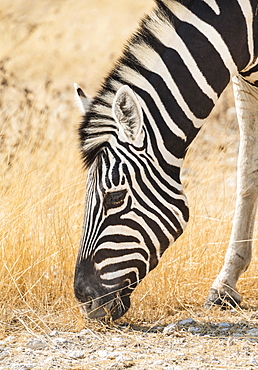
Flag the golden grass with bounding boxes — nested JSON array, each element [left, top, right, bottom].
[[0, 0, 257, 335]]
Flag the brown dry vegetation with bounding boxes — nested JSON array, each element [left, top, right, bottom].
[[0, 0, 257, 337]]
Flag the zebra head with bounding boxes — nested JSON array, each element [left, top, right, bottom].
[[74, 84, 188, 320]]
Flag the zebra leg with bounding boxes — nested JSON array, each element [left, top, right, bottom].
[[206, 74, 258, 308]]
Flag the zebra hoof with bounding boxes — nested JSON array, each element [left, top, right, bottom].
[[204, 288, 241, 310]]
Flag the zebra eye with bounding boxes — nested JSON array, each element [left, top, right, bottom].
[[103, 189, 127, 213]]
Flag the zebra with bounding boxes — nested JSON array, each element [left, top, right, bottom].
[[74, 0, 258, 320]]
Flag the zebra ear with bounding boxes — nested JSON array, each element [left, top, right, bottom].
[[74, 83, 92, 113], [112, 85, 143, 144]]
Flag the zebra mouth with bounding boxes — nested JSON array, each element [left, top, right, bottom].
[[81, 291, 130, 321]]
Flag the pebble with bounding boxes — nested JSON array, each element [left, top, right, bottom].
[[246, 328, 258, 337], [97, 349, 109, 358], [178, 318, 195, 325], [0, 350, 10, 359], [163, 323, 176, 334], [227, 337, 235, 346], [77, 329, 88, 337], [43, 356, 55, 364], [153, 359, 166, 366], [53, 337, 70, 345], [232, 332, 242, 337], [49, 330, 58, 337], [17, 346, 26, 352], [210, 355, 220, 364], [26, 339, 47, 350], [118, 355, 133, 362], [11, 364, 35, 370], [250, 357, 258, 365], [68, 350, 85, 359], [111, 336, 123, 342], [218, 322, 232, 328], [189, 326, 201, 333]]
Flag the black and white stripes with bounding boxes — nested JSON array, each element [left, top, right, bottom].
[[74, 0, 258, 320]]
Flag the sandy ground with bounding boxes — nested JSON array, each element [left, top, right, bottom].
[[1, 312, 258, 369]]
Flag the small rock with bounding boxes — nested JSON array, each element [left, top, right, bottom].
[[221, 327, 231, 332], [68, 350, 85, 359], [165, 363, 174, 368], [112, 336, 123, 342], [106, 346, 114, 352], [22, 364, 35, 370], [26, 339, 47, 350], [11, 364, 35, 370], [10, 365, 22, 370], [4, 335, 15, 342], [218, 322, 232, 328], [178, 318, 195, 326], [118, 355, 133, 362], [153, 360, 165, 366], [232, 333, 242, 337], [163, 323, 176, 334], [210, 354, 220, 364], [246, 329, 258, 337], [49, 330, 58, 337], [250, 357, 258, 365], [98, 350, 108, 358], [44, 356, 54, 364], [77, 329, 88, 337], [227, 337, 235, 346], [0, 350, 10, 359], [16, 346, 26, 352], [53, 337, 69, 345], [108, 350, 121, 360], [189, 326, 201, 333]]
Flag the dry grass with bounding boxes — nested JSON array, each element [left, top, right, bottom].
[[0, 0, 257, 336]]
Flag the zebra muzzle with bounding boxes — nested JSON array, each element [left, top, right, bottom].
[[80, 289, 130, 321]]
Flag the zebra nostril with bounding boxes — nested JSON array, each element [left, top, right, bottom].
[[84, 295, 93, 308]]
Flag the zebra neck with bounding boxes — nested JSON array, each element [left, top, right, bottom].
[[82, 0, 254, 170]]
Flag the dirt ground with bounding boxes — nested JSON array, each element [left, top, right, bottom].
[[1, 311, 258, 369]]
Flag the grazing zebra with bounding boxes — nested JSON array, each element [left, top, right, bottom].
[[74, 0, 258, 320]]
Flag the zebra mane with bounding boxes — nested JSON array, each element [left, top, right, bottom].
[[79, 0, 186, 168], [78, 94, 118, 168]]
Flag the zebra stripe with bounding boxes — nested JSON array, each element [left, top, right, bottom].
[[161, 0, 238, 74], [236, 0, 254, 69], [145, 17, 218, 103]]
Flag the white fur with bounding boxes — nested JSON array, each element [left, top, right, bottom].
[[202, 0, 220, 15]]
